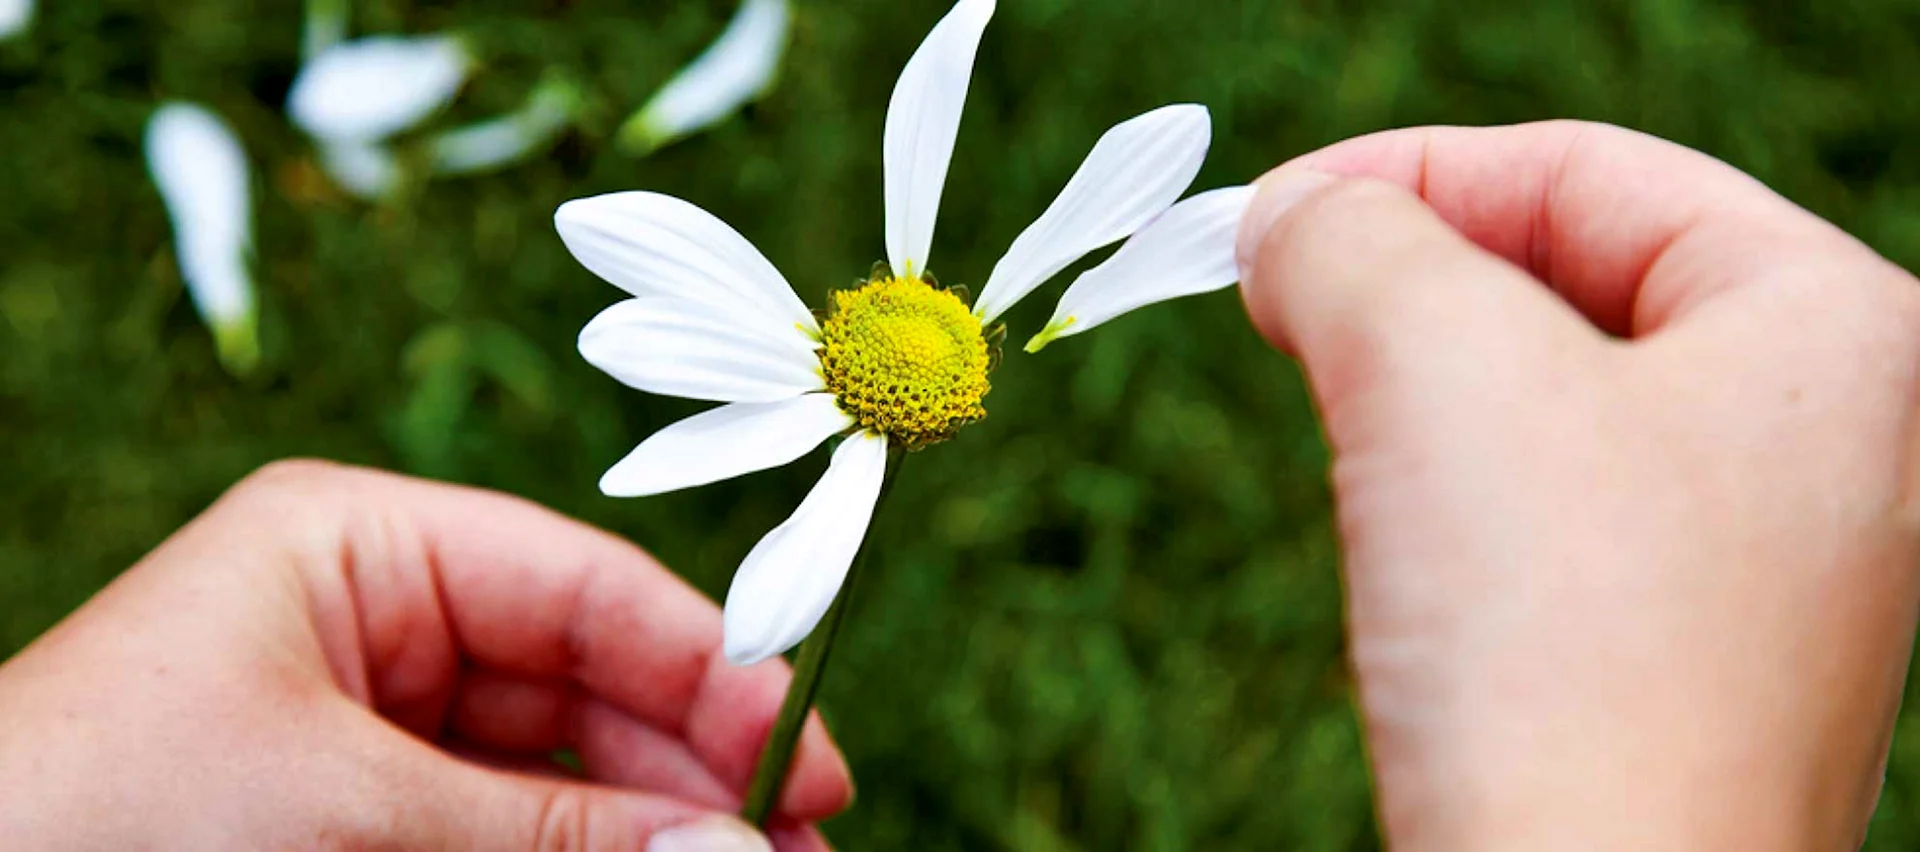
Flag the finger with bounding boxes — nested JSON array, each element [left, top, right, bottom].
[[441, 735, 580, 780], [1233, 172, 1591, 418], [768, 822, 835, 852], [447, 670, 577, 754], [448, 673, 741, 812], [319, 694, 776, 852], [576, 697, 738, 811], [235, 461, 855, 822], [1239, 120, 1880, 338], [447, 670, 850, 821], [681, 657, 854, 819], [408, 746, 775, 852]]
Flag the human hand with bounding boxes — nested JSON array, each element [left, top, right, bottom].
[[1236, 121, 1920, 850], [0, 460, 852, 850]]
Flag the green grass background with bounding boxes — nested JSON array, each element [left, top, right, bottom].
[[5, 0, 1920, 848]]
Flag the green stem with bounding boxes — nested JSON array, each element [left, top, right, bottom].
[[301, 0, 349, 60], [740, 449, 904, 826]]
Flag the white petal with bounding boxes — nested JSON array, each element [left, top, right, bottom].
[[882, 0, 995, 281], [301, 0, 349, 59], [428, 76, 581, 175], [578, 297, 822, 403], [318, 139, 401, 199], [1026, 185, 1257, 352], [287, 35, 472, 142], [600, 393, 850, 497], [724, 431, 888, 664], [617, 0, 791, 154], [0, 0, 34, 39], [145, 103, 253, 331], [555, 192, 817, 338], [973, 104, 1212, 324]]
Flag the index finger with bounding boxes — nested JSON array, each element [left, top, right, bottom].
[[1253, 120, 1882, 336]]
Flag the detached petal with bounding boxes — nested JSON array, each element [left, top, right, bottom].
[[0, 0, 34, 39], [882, 0, 995, 281], [600, 393, 850, 497], [555, 192, 816, 337], [145, 102, 258, 373], [1026, 185, 1257, 352], [617, 0, 792, 155], [428, 75, 582, 175], [579, 297, 821, 403], [724, 431, 888, 664], [287, 35, 471, 142], [318, 139, 401, 200], [973, 104, 1211, 324]]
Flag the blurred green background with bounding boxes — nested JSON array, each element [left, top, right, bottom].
[[5, 0, 1920, 848]]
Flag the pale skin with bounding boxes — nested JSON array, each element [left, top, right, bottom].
[[0, 119, 1914, 849], [0, 462, 852, 851], [1236, 120, 1920, 849]]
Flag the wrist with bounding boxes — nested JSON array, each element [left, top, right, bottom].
[[1371, 727, 1861, 851]]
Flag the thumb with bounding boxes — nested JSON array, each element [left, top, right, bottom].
[[401, 744, 774, 852], [1233, 167, 1590, 418]]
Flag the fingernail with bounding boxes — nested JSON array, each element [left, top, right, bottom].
[[1235, 168, 1338, 282], [647, 816, 773, 852]]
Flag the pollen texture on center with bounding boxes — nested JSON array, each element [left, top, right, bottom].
[[818, 275, 990, 449]]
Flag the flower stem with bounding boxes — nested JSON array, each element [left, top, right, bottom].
[[740, 449, 904, 827]]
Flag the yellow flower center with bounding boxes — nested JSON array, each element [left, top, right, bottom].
[[818, 274, 991, 450]]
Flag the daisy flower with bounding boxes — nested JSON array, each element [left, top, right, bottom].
[[556, 0, 1253, 666]]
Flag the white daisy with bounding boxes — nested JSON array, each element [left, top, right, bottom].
[[145, 102, 260, 375], [556, 0, 1251, 665]]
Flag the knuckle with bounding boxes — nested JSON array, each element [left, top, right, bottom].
[[531, 787, 595, 852], [238, 458, 351, 494], [220, 458, 372, 520]]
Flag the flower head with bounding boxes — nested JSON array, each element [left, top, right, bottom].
[[559, 0, 1249, 664], [820, 273, 991, 449]]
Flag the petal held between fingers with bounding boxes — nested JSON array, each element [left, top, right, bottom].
[[882, 0, 997, 281], [723, 432, 889, 665], [579, 298, 824, 404], [287, 34, 472, 142], [555, 192, 817, 337], [974, 103, 1213, 323], [1028, 185, 1258, 352], [600, 394, 854, 498]]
